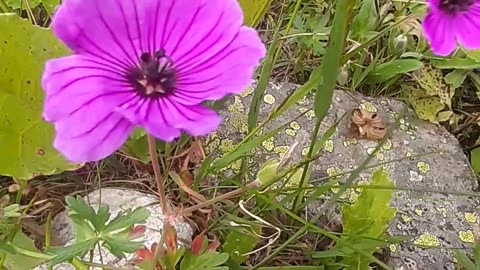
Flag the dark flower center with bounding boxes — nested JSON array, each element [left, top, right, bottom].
[[439, 0, 474, 14], [127, 49, 177, 98]]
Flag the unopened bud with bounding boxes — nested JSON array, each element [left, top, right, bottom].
[[337, 65, 349, 86], [393, 35, 408, 53]]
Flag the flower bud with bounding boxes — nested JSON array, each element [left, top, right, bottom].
[[337, 65, 349, 86], [393, 35, 408, 53]]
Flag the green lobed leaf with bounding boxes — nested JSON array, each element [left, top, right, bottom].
[[367, 59, 423, 84], [104, 207, 149, 233], [101, 235, 144, 259], [444, 70, 469, 88], [49, 238, 97, 266], [0, 14, 80, 180], [340, 169, 397, 269], [66, 196, 110, 232]]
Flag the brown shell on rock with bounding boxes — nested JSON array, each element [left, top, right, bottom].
[[348, 108, 387, 140]]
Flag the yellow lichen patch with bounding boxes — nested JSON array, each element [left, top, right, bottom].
[[274, 145, 290, 156], [409, 135, 416, 141], [230, 160, 242, 173], [296, 95, 309, 106], [305, 109, 316, 119], [366, 147, 376, 155], [389, 244, 397, 253], [360, 102, 377, 113], [459, 230, 475, 243], [229, 113, 248, 133], [417, 161, 431, 174], [401, 214, 411, 223], [219, 139, 235, 154], [343, 137, 358, 147], [465, 212, 478, 224], [298, 107, 308, 113], [414, 233, 440, 247], [285, 128, 296, 137], [375, 152, 384, 161], [327, 167, 343, 181], [436, 207, 447, 218], [406, 152, 412, 158], [396, 223, 402, 230], [382, 139, 393, 150], [261, 137, 275, 152], [228, 96, 245, 113], [239, 86, 254, 98], [400, 124, 408, 131], [263, 94, 276, 105], [301, 147, 309, 156], [414, 209, 423, 216], [290, 121, 301, 130], [323, 140, 334, 153]]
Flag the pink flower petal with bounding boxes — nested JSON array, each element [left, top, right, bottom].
[[116, 98, 181, 142], [456, 4, 480, 51], [52, 0, 150, 68], [42, 55, 136, 162], [422, 11, 458, 56], [159, 99, 222, 136]]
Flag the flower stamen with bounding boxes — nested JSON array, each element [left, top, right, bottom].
[[127, 50, 177, 98], [439, 0, 475, 14]]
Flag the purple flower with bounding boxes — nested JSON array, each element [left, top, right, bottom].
[[422, 0, 480, 56], [42, 0, 266, 163]]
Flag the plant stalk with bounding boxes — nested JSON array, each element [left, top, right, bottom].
[[147, 135, 169, 215]]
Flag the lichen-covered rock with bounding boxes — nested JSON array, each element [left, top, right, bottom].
[[34, 188, 193, 270], [207, 82, 479, 269]]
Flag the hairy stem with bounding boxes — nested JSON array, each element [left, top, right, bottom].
[[147, 135, 169, 215]]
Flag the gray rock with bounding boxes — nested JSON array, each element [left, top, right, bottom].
[[207, 82, 479, 270], [34, 188, 193, 270]]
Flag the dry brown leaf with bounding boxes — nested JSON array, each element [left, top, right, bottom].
[[348, 109, 387, 140]]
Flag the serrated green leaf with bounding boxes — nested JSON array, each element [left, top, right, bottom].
[[431, 57, 480, 69], [0, 14, 80, 180], [222, 229, 258, 264], [4, 231, 46, 270], [340, 169, 397, 269], [49, 238, 97, 265], [368, 59, 423, 84], [65, 196, 110, 231], [466, 50, 480, 63], [181, 252, 229, 270], [102, 235, 144, 258], [104, 207, 149, 233]]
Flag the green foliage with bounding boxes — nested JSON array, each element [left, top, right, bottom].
[[3, 231, 46, 270], [408, 65, 457, 124], [472, 138, 480, 175], [291, 12, 330, 57], [351, 0, 378, 41], [0, 14, 79, 180], [367, 59, 423, 84], [222, 229, 259, 264], [338, 169, 397, 269], [453, 240, 480, 270], [181, 252, 229, 270], [49, 196, 148, 265], [4, 0, 41, 10], [238, 0, 272, 28]]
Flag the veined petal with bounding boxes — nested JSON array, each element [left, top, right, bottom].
[[456, 4, 480, 51], [422, 11, 458, 56], [116, 98, 181, 142], [159, 99, 221, 136], [51, 0, 152, 69], [42, 54, 137, 162], [172, 27, 265, 104]]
